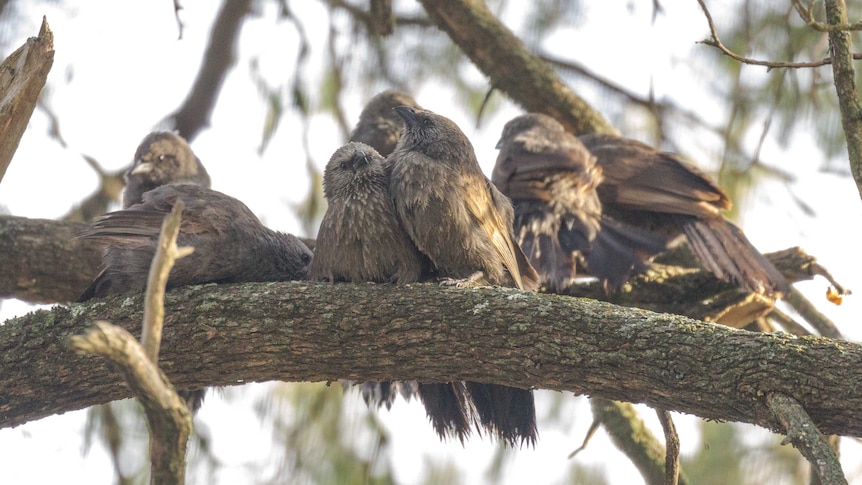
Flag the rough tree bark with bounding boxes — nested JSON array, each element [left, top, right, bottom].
[[823, 0, 862, 200], [0, 215, 101, 303], [2, 281, 860, 438]]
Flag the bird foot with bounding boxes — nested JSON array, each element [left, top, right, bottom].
[[439, 271, 489, 288]]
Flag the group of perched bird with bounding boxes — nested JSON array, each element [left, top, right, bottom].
[[76, 90, 787, 448]]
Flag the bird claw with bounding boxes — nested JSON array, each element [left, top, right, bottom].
[[439, 271, 489, 288]]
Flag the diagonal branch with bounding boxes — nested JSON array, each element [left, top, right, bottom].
[[0, 17, 54, 184], [165, 0, 253, 141], [589, 399, 689, 485], [71, 321, 192, 485], [766, 392, 847, 484], [656, 410, 680, 485], [418, 0, 617, 136]]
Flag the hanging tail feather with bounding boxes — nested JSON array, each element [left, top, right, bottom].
[[673, 215, 788, 295]]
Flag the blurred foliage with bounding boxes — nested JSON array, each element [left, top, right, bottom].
[[83, 401, 150, 485], [683, 421, 807, 485], [255, 382, 400, 485]]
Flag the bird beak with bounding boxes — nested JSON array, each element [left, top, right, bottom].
[[353, 150, 369, 170], [394, 106, 418, 127], [130, 161, 154, 175], [495, 138, 504, 150]]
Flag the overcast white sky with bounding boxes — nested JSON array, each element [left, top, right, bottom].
[[1, 1, 860, 484]]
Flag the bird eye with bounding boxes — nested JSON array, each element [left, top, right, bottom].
[[340, 161, 350, 170], [301, 252, 312, 264], [422, 117, 434, 127]]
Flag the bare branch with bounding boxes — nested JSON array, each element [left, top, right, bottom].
[[61, 157, 125, 222], [141, 202, 194, 362], [567, 416, 600, 458], [166, 0, 253, 141], [656, 410, 680, 485], [590, 399, 689, 485], [0, 17, 54, 183], [173, 0, 184, 40], [792, 0, 862, 32], [768, 308, 812, 337], [766, 393, 847, 485], [784, 287, 844, 340], [696, 0, 861, 69], [71, 321, 192, 485], [823, 0, 862, 201]]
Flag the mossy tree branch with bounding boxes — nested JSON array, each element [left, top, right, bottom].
[[2, 281, 861, 440]]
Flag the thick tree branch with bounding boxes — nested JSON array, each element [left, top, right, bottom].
[[418, 0, 616, 136], [0, 215, 101, 303], [0, 17, 54, 183], [2, 214, 843, 318], [2, 282, 861, 438]]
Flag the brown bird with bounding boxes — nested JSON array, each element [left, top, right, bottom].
[[493, 113, 602, 291], [312, 142, 425, 284], [79, 184, 312, 300], [123, 132, 211, 207], [350, 90, 422, 157], [89, 132, 214, 413], [312, 141, 426, 409], [493, 114, 670, 291], [494, 114, 788, 293], [389, 106, 539, 447], [78, 184, 313, 412], [577, 133, 788, 294]]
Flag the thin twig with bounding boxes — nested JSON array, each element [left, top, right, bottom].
[[791, 0, 862, 32], [173, 0, 184, 40], [656, 410, 680, 485], [696, 0, 862, 69], [567, 416, 601, 458], [140, 201, 194, 363], [590, 398, 689, 485]]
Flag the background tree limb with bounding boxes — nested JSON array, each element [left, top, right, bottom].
[[418, 0, 616, 136]]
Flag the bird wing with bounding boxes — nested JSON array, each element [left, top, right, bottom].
[[580, 134, 731, 217], [464, 175, 539, 291]]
